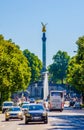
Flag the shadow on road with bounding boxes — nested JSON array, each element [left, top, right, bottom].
[[19, 122, 45, 125], [48, 115, 84, 130]]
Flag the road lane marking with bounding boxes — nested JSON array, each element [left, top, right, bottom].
[[0, 124, 5, 127], [17, 127, 21, 130]]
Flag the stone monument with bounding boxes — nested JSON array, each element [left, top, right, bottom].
[[41, 22, 49, 100]]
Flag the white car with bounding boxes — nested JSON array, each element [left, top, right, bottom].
[[21, 104, 29, 114], [2, 101, 14, 113]]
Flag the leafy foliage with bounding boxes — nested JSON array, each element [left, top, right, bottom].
[[0, 35, 31, 102], [48, 50, 70, 84], [67, 36, 84, 93], [23, 49, 42, 83]]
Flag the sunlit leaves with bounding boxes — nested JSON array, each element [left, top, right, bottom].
[[0, 35, 31, 102], [48, 50, 70, 84], [23, 49, 42, 83], [67, 36, 84, 93]]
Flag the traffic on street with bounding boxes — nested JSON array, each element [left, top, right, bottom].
[[0, 107, 84, 130]]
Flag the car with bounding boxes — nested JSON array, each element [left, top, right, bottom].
[[29, 98, 35, 103], [73, 102, 82, 109], [21, 101, 29, 107], [5, 106, 24, 121], [69, 100, 75, 107], [25, 103, 48, 124], [64, 101, 70, 108], [21, 104, 29, 114], [2, 101, 14, 113]]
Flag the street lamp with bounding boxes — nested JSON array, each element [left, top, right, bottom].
[[35, 83, 38, 98]]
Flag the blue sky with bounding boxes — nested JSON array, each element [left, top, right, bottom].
[[0, 0, 84, 66]]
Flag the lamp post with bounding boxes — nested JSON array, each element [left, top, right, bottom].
[[35, 83, 38, 98]]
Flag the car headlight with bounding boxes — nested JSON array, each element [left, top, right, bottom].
[[25, 113, 30, 117], [6, 113, 10, 116], [18, 112, 22, 116], [42, 112, 47, 116]]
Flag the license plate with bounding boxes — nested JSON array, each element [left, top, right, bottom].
[[33, 117, 41, 120]]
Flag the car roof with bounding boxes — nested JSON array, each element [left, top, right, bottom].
[[3, 101, 14, 103], [28, 103, 43, 106], [11, 106, 21, 108]]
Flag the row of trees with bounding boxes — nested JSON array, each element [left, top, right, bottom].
[[0, 34, 84, 104], [0, 35, 42, 105], [48, 36, 84, 103], [67, 36, 84, 103]]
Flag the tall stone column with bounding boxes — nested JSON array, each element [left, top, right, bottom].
[[42, 32, 46, 72], [41, 23, 48, 100]]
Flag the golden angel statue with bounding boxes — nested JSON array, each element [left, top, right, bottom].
[[41, 22, 48, 32]]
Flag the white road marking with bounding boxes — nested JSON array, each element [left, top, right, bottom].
[[17, 128, 21, 130], [0, 124, 5, 127]]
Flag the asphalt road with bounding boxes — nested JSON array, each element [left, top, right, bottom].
[[0, 108, 84, 130]]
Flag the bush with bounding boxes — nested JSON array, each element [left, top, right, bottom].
[[81, 104, 84, 108]]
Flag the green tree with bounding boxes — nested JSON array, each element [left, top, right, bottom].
[[0, 35, 31, 104], [48, 50, 70, 84], [67, 36, 84, 102], [23, 49, 42, 83]]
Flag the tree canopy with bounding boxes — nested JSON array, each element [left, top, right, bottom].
[[23, 49, 42, 84], [67, 36, 84, 94], [0, 35, 31, 102], [48, 50, 70, 84]]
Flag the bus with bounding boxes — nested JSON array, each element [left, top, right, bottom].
[[48, 90, 64, 111]]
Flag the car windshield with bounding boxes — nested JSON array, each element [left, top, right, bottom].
[[22, 105, 29, 108], [3, 103, 13, 106], [9, 107, 20, 111], [28, 105, 44, 111]]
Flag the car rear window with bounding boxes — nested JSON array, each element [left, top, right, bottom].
[[28, 105, 44, 111]]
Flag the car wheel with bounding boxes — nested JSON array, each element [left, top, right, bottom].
[[5, 118, 9, 121], [44, 120, 48, 124], [21, 118, 24, 120], [44, 117, 48, 124], [2, 110, 5, 113], [25, 118, 29, 124], [60, 109, 63, 112]]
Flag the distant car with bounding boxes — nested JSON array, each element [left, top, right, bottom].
[[29, 98, 35, 103], [5, 106, 24, 121], [2, 101, 14, 113], [25, 104, 48, 124], [21, 104, 29, 114], [69, 100, 75, 107], [22, 101, 29, 104], [21, 101, 29, 106], [64, 101, 70, 108], [73, 102, 82, 109]]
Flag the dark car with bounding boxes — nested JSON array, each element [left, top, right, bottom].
[[25, 104, 48, 124], [29, 98, 35, 103]]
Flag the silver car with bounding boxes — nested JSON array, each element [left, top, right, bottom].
[[5, 106, 24, 121]]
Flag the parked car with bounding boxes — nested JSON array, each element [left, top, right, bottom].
[[5, 106, 24, 121], [73, 102, 82, 109], [25, 103, 48, 124], [2, 101, 14, 113]]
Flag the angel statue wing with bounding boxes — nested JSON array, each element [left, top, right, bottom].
[[41, 22, 47, 32]]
